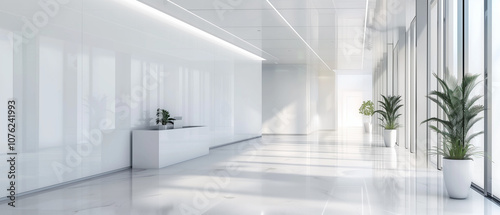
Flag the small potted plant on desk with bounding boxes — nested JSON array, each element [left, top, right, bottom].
[[156, 108, 176, 130], [359, 100, 375, 133], [374, 95, 403, 147], [422, 73, 483, 199]]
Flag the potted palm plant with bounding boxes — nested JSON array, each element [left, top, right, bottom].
[[422, 73, 483, 199], [374, 95, 403, 147], [156, 108, 176, 130], [359, 100, 375, 133]]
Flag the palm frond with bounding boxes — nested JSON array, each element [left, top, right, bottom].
[[423, 73, 484, 159], [374, 95, 403, 129], [156, 109, 175, 126]]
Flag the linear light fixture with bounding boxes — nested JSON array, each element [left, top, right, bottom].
[[266, 0, 332, 71], [116, 0, 265, 61], [165, 0, 278, 61]]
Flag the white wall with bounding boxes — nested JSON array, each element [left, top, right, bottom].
[[262, 65, 309, 134], [336, 74, 372, 128], [0, 0, 262, 194], [231, 60, 263, 144], [318, 72, 337, 130], [0, 30, 13, 156], [262, 63, 336, 134]]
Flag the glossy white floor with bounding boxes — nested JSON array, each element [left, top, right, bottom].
[[1, 129, 499, 215]]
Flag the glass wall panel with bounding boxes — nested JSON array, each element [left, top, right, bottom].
[[467, 0, 485, 188], [445, 0, 459, 78], [492, 0, 500, 197], [396, 38, 406, 149], [429, 1, 439, 166], [0, 29, 14, 156], [408, 20, 416, 153]]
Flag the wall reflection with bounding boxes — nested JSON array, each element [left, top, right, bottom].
[[0, 0, 261, 194]]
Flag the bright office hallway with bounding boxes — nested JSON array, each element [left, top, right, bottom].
[[1, 0, 500, 214]]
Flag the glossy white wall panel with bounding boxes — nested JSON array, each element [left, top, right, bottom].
[[39, 36, 65, 149], [90, 48, 116, 129], [101, 130, 131, 172], [318, 73, 336, 130], [0, 30, 14, 191], [262, 64, 308, 134], [163, 62, 183, 117], [0, 0, 261, 194], [211, 60, 234, 128], [0, 30, 13, 155], [261, 62, 323, 135], [234, 60, 262, 135]]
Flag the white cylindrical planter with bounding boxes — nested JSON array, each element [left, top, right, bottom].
[[363, 116, 372, 133], [383, 129, 397, 147], [363, 122, 372, 133], [443, 159, 473, 199]]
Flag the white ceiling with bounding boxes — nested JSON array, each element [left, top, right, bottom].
[[141, 0, 372, 70]]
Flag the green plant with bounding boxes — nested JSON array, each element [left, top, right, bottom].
[[422, 73, 483, 160], [374, 95, 403, 129], [156, 108, 175, 125], [359, 100, 375, 116]]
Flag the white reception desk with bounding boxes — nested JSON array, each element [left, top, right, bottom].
[[132, 126, 209, 169]]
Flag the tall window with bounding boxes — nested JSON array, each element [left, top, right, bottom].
[[429, 0, 439, 167], [445, 0, 459, 78], [467, 0, 485, 188], [492, 0, 500, 197]]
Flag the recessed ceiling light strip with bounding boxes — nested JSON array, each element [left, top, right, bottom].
[[266, 0, 332, 71], [165, 0, 279, 61], [117, 0, 265, 61]]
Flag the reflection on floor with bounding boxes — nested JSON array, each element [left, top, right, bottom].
[[1, 128, 499, 215]]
